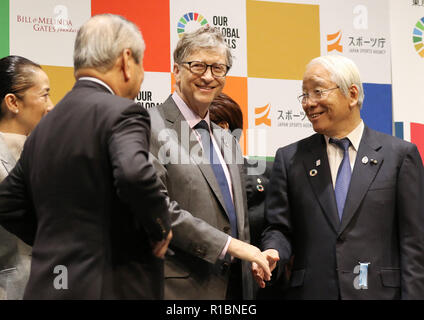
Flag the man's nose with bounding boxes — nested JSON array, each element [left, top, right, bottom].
[[46, 97, 54, 112], [302, 96, 318, 110], [201, 66, 215, 81]]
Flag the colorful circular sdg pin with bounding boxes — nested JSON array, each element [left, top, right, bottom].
[[413, 17, 424, 58]]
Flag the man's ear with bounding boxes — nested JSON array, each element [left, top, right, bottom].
[[173, 63, 181, 85], [122, 48, 132, 82], [348, 84, 359, 108], [4, 93, 20, 114]]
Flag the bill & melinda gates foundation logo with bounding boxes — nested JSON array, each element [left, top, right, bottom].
[[177, 12, 209, 38], [413, 17, 424, 58], [16, 5, 76, 33]]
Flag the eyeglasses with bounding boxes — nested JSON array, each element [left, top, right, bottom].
[[297, 86, 339, 105], [182, 61, 230, 77]]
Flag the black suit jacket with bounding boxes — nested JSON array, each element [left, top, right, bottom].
[[262, 125, 424, 299], [0, 80, 171, 299], [244, 159, 273, 247]]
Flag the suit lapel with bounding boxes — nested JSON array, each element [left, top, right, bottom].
[[303, 134, 340, 233], [162, 98, 229, 218], [211, 124, 245, 234], [196, 161, 229, 217], [338, 126, 383, 234]]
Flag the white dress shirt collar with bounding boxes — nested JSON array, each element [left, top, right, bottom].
[[171, 91, 211, 130], [324, 120, 365, 152], [325, 120, 365, 188]]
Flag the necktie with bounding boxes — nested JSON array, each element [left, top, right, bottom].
[[329, 137, 352, 220], [194, 120, 238, 238]]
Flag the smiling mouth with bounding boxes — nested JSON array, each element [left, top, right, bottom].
[[308, 111, 324, 119], [196, 84, 215, 91]]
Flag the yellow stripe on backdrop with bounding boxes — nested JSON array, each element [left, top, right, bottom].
[[246, 0, 321, 80], [41, 65, 75, 106]]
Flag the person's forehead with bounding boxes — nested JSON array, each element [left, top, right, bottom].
[[303, 64, 333, 85], [27, 68, 49, 88], [186, 47, 226, 60]]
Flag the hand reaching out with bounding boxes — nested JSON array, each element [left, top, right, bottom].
[[252, 249, 280, 288], [227, 238, 272, 281]]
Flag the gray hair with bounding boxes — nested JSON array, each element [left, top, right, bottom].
[[74, 14, 145, 72], [173, 25, 233, 68], [307, 55, 365, 109]]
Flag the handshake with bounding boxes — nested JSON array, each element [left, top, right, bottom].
[[251, 249, 280, 288], [227, 238, 280, 288]]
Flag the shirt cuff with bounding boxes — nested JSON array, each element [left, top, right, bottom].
[[219, 236, 232, 260]]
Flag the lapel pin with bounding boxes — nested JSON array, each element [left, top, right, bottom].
[[257, 178, 262, 184], [256, 184, 264, 192], [362, 156, 369, 164], [309, 169, 318, 177], [370, 159, 378, 165], [316, 159, 321, 167]]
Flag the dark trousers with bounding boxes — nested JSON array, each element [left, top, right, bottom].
[[226, 259, 243, 300]]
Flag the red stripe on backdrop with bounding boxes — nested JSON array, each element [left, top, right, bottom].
[[411, 122, 424, 164], [92, 0, 170, 73]]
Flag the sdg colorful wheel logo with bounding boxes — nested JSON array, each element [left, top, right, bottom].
[[413, 17, 424, 58], [177, 12, 209, 38]]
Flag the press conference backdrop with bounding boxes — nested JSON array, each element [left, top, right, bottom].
[[0, 0, 422, 159]]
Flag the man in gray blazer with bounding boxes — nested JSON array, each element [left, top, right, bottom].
[[253, 55, 424, 299], [149, 26, 270, 300]]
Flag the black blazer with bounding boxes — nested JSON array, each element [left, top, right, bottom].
[[262, 125, 424, 299], [244, 158, 273, 247], [0, 80, 171, 299]]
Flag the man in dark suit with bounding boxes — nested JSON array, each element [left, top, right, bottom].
[[0, 14, 172, 299], [149, 26, 270, 300], [253, 55, 424, 299]]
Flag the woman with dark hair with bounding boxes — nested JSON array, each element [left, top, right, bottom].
[[209, 93, 243, 131], [0, 55, 53, 299]]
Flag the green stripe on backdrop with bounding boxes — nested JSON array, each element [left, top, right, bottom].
[[0, 0, 9, 58], [247, 156, 275, 162]]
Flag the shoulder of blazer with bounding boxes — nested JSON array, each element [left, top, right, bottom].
[[72, 79, 113, 94], [74, 80, 148, 122], [148, 96, 177, 132], [149, 95, 181, 124], [362, 125, 413, 152], [275, 132, 323, 159], [71, 80, 139, 110]]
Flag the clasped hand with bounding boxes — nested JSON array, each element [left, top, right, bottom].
[[251, 249, 280, 288]]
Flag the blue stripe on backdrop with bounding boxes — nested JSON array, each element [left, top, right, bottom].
[[394, 122, 404, 140], [360, 83, 393, 135]]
